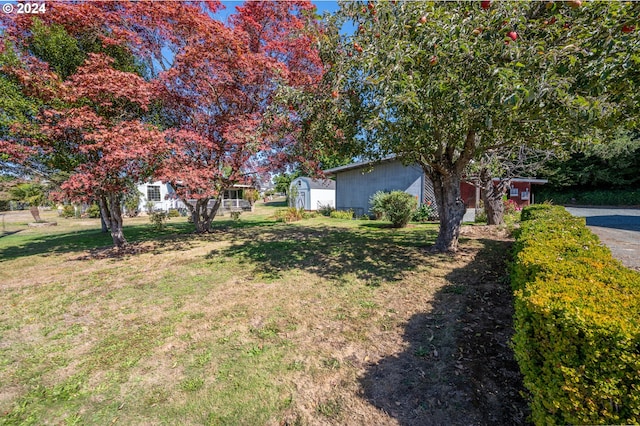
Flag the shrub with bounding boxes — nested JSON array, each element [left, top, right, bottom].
[[61, 205, 75, 218], [412, 202, 437, 222], [230, 210, 242, 221], [385, 192, 417, 228], [370, 191, 416, 228], [317, 203, 335, 217], [503, 198, 520, 215], [369, 191, 387, 219], [123, 190, 141, 217], [243, 189, 259, 207], [329, 209, 353, 220], [274, 207, 306, 223], [125, 208, 139, 218], [167, 208, 181, 218], [474, 208, 487, 223], [149, 211, 168, 231], [511, 204, 640, 425], [86, 204, 101, 218]]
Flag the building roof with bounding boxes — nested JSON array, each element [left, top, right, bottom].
[[490, 177, 548, 184], [293, 177, 336, 190], [508, 178, 547, 184], [324, 157, 548, 185], [323, 155, 398, 175]]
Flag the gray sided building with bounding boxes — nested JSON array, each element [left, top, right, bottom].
[[324, 157, 433, 217]]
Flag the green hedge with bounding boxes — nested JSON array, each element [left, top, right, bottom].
[[511, 204, 640, 425]]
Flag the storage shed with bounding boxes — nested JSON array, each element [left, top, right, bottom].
[[324, 156, 547, 217], [289, 177, 336, 211], [324, 157, 424, 217]]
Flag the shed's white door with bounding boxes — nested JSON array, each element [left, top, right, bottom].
[[296, 191, 306, 209]]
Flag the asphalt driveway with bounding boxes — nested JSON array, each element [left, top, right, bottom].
[[565, 207, 640, 271]]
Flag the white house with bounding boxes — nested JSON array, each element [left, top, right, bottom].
[[136, 181, 186, 213], [289, 177, 336, 211], [135, 181, 254, 214]]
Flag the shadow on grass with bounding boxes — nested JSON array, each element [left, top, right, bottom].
[[0, 221, 195, 262], [213, 224, 439, 282], [0, 230, 23, 239], [359, 238, 530, 426], [358, 222, 396, 230], [263, 200, 287, 208], [210, 219, 281, 231]]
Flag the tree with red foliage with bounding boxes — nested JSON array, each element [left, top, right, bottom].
[[35, 53, 163, 247], [1, 4, 165, 248], [155, 0, 323, 232], [1, 0, 323, 240]]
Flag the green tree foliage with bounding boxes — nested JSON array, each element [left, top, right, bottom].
[[274, 172, 299, 195], [0, 45, 42, 175], [319, 0, 639, 251], [540, 131, 640, 189], [9, 182, 47, 222], [2, 9, 163, 247], [28, 19, 85, 80]]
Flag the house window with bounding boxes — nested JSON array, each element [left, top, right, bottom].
[[147, 185, 161, 202], [510, 187, 519, 197], [521, 190, 530, 201]]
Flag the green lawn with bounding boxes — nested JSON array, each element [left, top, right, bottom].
[[0, 203, 511, 425]]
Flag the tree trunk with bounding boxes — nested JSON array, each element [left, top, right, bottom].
[[483, 195, 504, 225], [29, 205, 42, 222], [100, 214, 109, 233], [479, 168, 509, 225], [429, 170, 466, 252], [185, 197, 222, 233], [98, 193, 127, 248]]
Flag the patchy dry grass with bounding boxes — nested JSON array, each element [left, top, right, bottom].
[[0, 203, 527, 425]]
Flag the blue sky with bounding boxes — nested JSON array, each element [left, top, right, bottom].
[[214, 1, 341, 22]]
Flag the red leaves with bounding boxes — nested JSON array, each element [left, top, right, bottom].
[[64, 53, 153, 111], [0, 50, 63, 101], [3, 0, 323, 209], [59, 121, 166, 199], [231, 0, 323, 87]]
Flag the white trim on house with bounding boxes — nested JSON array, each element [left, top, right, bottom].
[[501, 177, 548, 184]]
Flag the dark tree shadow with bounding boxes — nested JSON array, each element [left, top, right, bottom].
[[214, 225, 439, 282], [0, 230, 23, 239], [359, 238, 530, 426], [0, 221, 195, 262], [263, 200, 288, 208]]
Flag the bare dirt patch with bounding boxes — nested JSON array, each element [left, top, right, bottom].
[[357, 230, 529, 425]]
